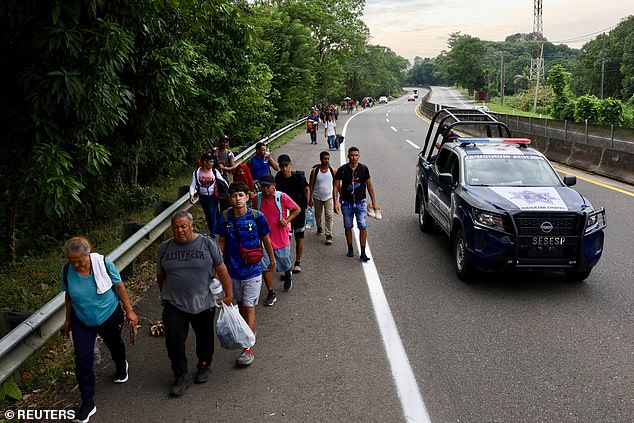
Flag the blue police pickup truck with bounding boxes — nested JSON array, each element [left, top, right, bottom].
[[415, 108, 606, 282]]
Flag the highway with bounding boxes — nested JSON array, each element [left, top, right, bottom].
[[75, 91, 634, 422]]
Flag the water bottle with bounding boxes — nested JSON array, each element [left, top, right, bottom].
[[305, 207, 315, 229], [209, 278, 224, 305]]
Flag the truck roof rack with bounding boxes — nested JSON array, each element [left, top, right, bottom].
[[422, 108, 513, 161]]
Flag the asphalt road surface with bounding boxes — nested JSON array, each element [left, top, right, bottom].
[[76, 93, 634, 423]]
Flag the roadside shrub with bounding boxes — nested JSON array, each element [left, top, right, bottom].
[[574, 95, 600, 123], [598, 98, 624, 125]]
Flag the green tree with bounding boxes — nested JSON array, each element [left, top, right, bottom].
[[441, 33, 486, 94]]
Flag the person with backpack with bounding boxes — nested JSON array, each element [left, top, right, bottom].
[[309, 151, 336, 245], [214, 182, 275, 366], [62, 236, 138, 423], [274, 154, 310, 274], [189, 151, 229, 238], [253, 173, 300, 306], [248, 142, 280, 182], [306, 109, 319, 144]]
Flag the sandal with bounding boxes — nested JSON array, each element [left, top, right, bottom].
[[150, 320, 165, 336], [367, 205, 376, 218]]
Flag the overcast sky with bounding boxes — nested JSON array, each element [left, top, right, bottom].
[[363, 0, 632, 63]]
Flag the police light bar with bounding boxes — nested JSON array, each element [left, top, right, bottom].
[[458, 138, 531, 146]]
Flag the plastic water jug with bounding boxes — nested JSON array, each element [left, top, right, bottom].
[[305, 207, 315, 229], [209, 278, 224, 305]]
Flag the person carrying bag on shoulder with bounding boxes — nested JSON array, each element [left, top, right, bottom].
[[214, 182, 275, 366]]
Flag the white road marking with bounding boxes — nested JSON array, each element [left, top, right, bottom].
[[386, 119, 390, 123], [406, 139, 420, 149], [391, 126, 398, 132], [340, 113, 431, 423]]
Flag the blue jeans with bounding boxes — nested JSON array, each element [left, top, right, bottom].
[[327, 135, 336, 149], [198, 194, 218, 237], [341, 199, 368, 229], [71, 306, 126, 403]]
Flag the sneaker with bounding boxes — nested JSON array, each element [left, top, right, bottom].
[[347, 249, 354, 257], [113, 360, 128, 383], [316, 228, 323, 236], [236, 349, 254, 366], [375, 209, 382, 220], [194, 362, 210, 384], [283, 275, 293, 292], [360, 254, 371, 262], [73, 402, 96, 423], [263, 291, 277, 306], [325, 236, 333, 245], [169, 375, 193, 397], [367, 205, 376, 218], [293, 262, 302, 273]]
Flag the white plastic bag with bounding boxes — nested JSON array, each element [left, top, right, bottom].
[[215, 303, 255, 350]]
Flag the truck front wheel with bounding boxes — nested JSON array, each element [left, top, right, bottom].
[[454, 229, 474, 281], [418, 193, 434, 233]]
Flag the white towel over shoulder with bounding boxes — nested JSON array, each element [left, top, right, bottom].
[[90, 253, 113, 294]]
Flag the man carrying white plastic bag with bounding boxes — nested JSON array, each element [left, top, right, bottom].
[[215, 181, 275, 366]]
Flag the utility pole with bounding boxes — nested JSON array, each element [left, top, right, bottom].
[[500, 51, 505, 106], [600, 33, 605, 100], [532, 43, 543, 115], [529, 0, 544, 81]]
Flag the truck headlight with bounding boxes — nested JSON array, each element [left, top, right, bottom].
[[473, 209, 506, 232], [585, 208, 606, 234]]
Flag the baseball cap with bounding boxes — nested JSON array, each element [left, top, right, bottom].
[[260, 174, 275, 185], [277, 154, 291, 165]]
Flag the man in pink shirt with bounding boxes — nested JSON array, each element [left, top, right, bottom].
[[254, 174, 300, 306]]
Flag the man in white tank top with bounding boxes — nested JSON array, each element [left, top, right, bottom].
[[308, 151, 335, 244]]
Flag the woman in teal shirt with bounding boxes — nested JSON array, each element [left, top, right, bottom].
[[62, 236, 138, 423]]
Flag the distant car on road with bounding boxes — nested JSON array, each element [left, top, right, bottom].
[[414, 108, 606, 282], [379, 96, 388, 104], [474, 105, 489, 112], [407, 96, 416, 102]]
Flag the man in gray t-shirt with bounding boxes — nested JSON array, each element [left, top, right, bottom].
[[156, 211, 233, 397]]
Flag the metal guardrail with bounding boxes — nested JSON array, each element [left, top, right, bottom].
[[0, 118, 304, 385]]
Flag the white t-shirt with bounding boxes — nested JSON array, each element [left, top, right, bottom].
[[325, 121, 336, 137]]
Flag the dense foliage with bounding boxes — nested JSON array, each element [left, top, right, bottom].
[[0, 0, 407, 262]]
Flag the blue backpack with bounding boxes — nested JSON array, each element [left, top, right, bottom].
[[256, 191, 284, 219]]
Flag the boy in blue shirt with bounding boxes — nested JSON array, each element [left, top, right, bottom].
[[215, 182, 275, 366]]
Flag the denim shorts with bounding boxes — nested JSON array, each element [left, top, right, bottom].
[[261, 245, 292, 272], [231, 275, 262, 307], [341, 199, 368, 229]]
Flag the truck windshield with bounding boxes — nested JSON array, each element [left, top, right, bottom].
[[465, 156, 562, 187]]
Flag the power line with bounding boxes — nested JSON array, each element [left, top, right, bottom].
[[550, 24, 619, 44]]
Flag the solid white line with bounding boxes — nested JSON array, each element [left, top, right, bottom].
[[391, 126, 398, 132], [340, 113, 431, 423], [406, 139, 420, 149]]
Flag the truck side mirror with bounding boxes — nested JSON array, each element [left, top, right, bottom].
[[439, 173, 454, 186], [563, 175, 577, 187]]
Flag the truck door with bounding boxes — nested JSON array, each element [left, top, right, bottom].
[[428, 149, 454, 232]]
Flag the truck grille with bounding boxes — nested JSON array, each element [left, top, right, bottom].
[[515, 215, 580, 236], [513, 213, 582, 260]]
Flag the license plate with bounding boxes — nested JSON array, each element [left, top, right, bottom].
[[529, 236, 566, 256]]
